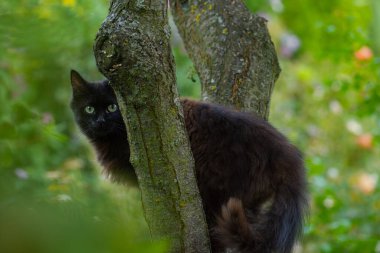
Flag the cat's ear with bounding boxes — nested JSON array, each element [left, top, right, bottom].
[[70, 69, 88, 93]]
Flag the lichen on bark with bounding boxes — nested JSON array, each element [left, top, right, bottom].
[[93, 0, 210, 252], [93, 0, 280, 251], [170, 0, 281, 119]]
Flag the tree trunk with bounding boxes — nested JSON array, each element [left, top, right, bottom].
[[94, 0, 280, 251], [170, 0, 281, 119], [93, 1, 210, 252]]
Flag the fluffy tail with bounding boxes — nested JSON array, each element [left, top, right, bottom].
[[214, 193, 307, 253], [214, 198, 256, 252]]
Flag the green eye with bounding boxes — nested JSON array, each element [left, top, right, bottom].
[[84, 106, 95, 114], [107, 104, 118, 113]]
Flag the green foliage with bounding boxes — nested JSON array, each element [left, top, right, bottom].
[[264, 0, 380, 252], [0, 0, 379, 252], [0, 1, 166, 252]]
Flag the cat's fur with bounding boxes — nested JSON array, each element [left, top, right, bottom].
[[70, 70, 308, 253], [70, 70, 136, 184]]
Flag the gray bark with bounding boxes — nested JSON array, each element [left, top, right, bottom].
[[93, 1, 210, 252], [170, 0, 281, 119], [93, 0, 280, 251]]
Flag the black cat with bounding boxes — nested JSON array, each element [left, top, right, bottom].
[[70, 70, 308, 253], [70, 70, 136, 184]]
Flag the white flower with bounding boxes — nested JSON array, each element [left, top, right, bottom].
[[270, 0, 284, 13], [323, 197, 335, 208], [280, 33, 301, 58], [57, 194, 72, 202], [15, 168, 28, 180], [375, 241, 380, 253], [307, 125, 320, 137], [329, 100, 343, 114], [346, 119, 363, 135], [327, 167, 339, 180]]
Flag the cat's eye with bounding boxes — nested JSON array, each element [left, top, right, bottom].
[[107, 104, 118, 113], [84, 106, 95, 114]]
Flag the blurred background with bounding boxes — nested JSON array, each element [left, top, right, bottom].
[[0, 0, 379, 252]]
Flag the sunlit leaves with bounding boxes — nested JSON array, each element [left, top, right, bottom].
[[62, 0, 76, 8]]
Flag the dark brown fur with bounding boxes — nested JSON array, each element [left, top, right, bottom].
[[70, 70, 308, 253]]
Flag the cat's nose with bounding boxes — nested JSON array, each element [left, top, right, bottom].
[[97, 115, 106, 124]]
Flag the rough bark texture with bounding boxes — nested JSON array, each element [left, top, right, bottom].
[[170, 0, 281, 119], [93, 1, 210, 252]]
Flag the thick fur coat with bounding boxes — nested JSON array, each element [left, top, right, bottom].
[[70, 70, 308, 253]]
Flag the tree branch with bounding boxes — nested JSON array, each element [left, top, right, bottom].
[[171, 0, 281, 119], [94, 0, 210, 252]]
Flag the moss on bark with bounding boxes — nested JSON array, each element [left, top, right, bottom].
[[171, 0, 281, 119], [93, 0, 280, 252], [94, 1, 210, 252]]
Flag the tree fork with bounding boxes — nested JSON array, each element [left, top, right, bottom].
[[93, 0, 210, 252], [170, 0, 281, 119]]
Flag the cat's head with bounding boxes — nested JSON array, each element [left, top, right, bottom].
[[70, 70, 126, 140]]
